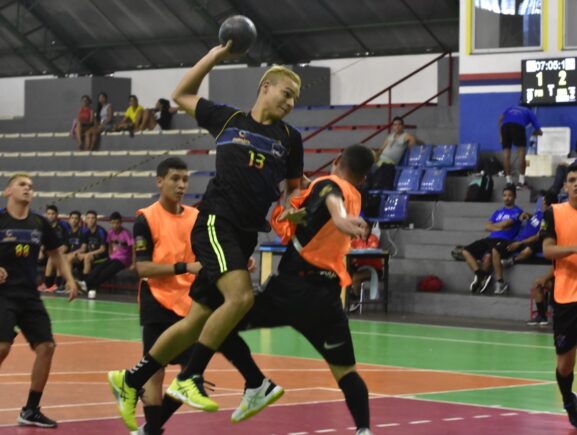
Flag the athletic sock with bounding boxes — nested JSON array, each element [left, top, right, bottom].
[[519, 174, 526, 184], [125, 353, 163, 389], [338, 371, 370, 429], [506, 175, 513, 184], [143, 405, 163, 435], [219, 333, 265, 389], [44, 275, 55, 287], [55, 276, 63, 287], [25, 390, 42, 410], [536, 301, 546, 318], [475, 269, 483, 278], [159, 394, 182, 427], [556, 370, 575, 405], [177, 342, 215, 380]]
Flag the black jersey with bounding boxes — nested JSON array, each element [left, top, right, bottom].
[[65, 228, 86, 252], [0, 209, 61, 297], [278, 179, 343, 275], [51, 220, 70, 242], [195, 98, 303, 232], [85, 225, 108, 253]]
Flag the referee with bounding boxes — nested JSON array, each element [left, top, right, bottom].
[[0, 173, 78, 428]]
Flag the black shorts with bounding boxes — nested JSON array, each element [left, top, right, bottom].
[[140, 282, 194, 366], [190, 213, 258, 307], [553, 301, 577, 355], [244, 273, 356, 367], [494, 240, 541, 258], [464, 237, 508, 260], [501, 123, 526, 149], [0, 294, 54, 346]]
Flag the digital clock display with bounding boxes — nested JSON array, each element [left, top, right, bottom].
[[522, 57, 577, 105]]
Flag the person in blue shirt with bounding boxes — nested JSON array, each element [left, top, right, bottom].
[[463, 185, 524, 293], [499, 103, 542, 187], [491, 191, 558, 295]]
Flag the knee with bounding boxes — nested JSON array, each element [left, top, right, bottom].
[[34, 341, 56, 358], [227, 288, 254, 312]]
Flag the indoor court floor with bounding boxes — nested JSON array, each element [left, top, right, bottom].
[[0, 296, 573, 434]]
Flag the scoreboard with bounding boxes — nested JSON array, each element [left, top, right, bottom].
[[522, 57, 577, 105]]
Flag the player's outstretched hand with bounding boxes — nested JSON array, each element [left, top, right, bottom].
[[66, 280, 79, 302], [209, 41, 236, 62], [0, 267, 7, 285]]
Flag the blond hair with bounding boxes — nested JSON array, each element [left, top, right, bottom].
[[258, 65, 301, 92], [6, 173, 32, 187]]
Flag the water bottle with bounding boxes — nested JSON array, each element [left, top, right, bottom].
[[528, 135, 537, 155]]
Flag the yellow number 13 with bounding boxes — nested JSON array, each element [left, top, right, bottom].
[[248, 150, 265, 169]]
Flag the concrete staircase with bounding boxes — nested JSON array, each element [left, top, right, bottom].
[[385, 188, 554, 322]]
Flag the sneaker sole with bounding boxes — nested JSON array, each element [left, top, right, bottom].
[[17, 417, 57, 428], [166, 388, 219, 412], [231, 387, 285, 423], [107, 371, 138, 431], [479, 276, 493, 294]]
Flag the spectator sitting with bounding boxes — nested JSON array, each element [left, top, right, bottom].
[[64, 210, 87, 280], [463, 184, 523, 294], [85, 92, 114, 151], [367, 116, 417, 190], [548, 154, 577, 195], [527, 266, 554, 326], [491, 190, 558, 295], [74, 95, 95, 150], [114, 94, 144, 135], [140, 98, 177, 131], [79, 212, 134, 296], [38, 205, 71, 292], [76, 210, 108, 279]]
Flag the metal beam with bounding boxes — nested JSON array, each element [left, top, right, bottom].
[[159, 0, 212, 51], [86, 0, 156, 67], [398, 0, 449, 52], [316, 0, 371, 53], [19, 0, 102, 74], [0, 10, 63, 75]]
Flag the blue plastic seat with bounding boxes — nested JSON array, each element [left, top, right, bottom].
[[365, 192, 409, 223], [451, 143, 479, 171], [418, 168, 447, 194], [427, 144, 456, 167], [406, 144, 432, 167], [395, 167, 423, 192]]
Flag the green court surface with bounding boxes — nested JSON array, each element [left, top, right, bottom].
[[42, 296, 563, 415]]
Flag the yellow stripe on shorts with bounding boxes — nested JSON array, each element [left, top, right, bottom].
[[207, 214, 227, 273]]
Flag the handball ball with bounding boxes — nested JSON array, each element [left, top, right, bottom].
[[218, 15, 257, 54]]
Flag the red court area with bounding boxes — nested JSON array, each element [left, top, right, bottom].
[[0, 334, 571, 434]]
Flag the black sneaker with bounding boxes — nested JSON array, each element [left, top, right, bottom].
[[478, 273, 493, 294], [469, 274, 481, 293], [564, 393, 577, 428], [17, 407, 57, 428]]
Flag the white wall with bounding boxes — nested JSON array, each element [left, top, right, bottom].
[[0, 53, 441, 118]]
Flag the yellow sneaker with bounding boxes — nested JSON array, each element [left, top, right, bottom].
[[107, 370, 138, 430], [166, 375, 219, 412]]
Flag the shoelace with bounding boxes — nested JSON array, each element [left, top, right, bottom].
[[191, 376, 216, 396]]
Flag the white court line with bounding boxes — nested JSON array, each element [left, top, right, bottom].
[[10, 338, 127, 348], [443, 417, 464, 421], [350, 330, 552, 350], [43, 305, 138, 316], [407, 381, 556, 397]]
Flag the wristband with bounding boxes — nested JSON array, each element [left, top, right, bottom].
[[174, 262, 187, 275]]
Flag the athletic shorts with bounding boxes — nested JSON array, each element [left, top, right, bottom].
[[553, 301, 577, 355], [190, 213, 258, 307], [464, 237, 508, 260], [140, 282, 194, 366], [243, 273, 356, 367], [494, 240, 541, 258], [501, 123, 526, 149], [0, 294, 54, 346]]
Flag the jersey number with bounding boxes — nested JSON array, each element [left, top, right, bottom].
[[15, 244, 30, 257], [248, 150, 265, 169]]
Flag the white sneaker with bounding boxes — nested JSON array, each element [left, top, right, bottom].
[[77, 280, 87, 294], [356, 429, 373, 435], [494, 281, 509, 295], [231, 378, 284, 423]]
